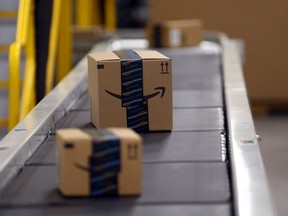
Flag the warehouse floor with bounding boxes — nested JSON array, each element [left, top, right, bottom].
[[254, 113, 288, 216]]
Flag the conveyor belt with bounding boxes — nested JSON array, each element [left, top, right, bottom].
[[0, 205, 231, 216], [0, 36, 275, 216], [55, 108, 225, 131], [0, 39, 233, 216], [27, 132, 226, 165]]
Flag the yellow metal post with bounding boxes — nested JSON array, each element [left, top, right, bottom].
[[16, 0, 31, 44], [75, 0, 101, 28], [105, 0, 116, 31], [56, 0, 72, 82], [45, 0, 61, 94], [8, 0, 33, 129], [8, 42, 21, 129]]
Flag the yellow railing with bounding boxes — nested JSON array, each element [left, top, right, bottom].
[[9, 0, 36, 130], [45, 0, 61, 93], [0, 8, 18, 127], [8, 0, 72, 130], [46, 0, 72, 93], [56, 0, 72, 83]]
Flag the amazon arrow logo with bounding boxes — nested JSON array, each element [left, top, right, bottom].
[[105, 86, 166, 101]]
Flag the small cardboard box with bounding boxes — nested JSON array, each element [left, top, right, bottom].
[[88, 50, 172, 132], [146, 19, 203, 48], [56, 128, 142, 197]]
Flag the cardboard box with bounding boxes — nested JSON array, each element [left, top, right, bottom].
[[56, 128, 142, 197], [149, 0, 288, 105], [88, 50, 172, 132], [146, 19, 203, 48]]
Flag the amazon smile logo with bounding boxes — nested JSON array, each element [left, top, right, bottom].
[[105, 86, 166, 101]]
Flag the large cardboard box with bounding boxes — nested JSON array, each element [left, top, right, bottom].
[[149, 0, 288, 106], [146, 19, 203, 48], [88, 50, 172, 132], [56, 128, 142, 197]]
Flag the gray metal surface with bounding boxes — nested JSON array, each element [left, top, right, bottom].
[[0, 51, 26, 80], [173, 70, 222, 90], [0, 163, 230, 206], [0, 19, 17, 45], [59, 108, 225, 131], [0, 52, 9, 81], [142, 131, 226, 162], [173, 108, 224, 131], [166, 48, 222, 90], [27, 136, 56, 165], [28, 131, 225, 165], [0, 204, 231, 216], [70, 94, 90, 111], [0, 0, 19, 11], [0, 88, 8, 119], [173, 89, 223, 108], [220, 35, 276, 215], [57, 110, 91, 129]]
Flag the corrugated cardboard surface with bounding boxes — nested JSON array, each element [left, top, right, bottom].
[[88, 50, 172, 131], [149, 0, 288, 103], [56, 129, 91, 196]]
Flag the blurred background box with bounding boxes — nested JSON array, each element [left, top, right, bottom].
[[146, 19, 203, 48], [149, 0, 288, 110]]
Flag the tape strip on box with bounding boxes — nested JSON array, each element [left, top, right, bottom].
[[114, 50, 149, 132], [84, 129, 121, 197]]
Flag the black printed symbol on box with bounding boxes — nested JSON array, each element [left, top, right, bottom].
[[64, 143, 74, 149], [106, 86, 165, 101], [160, 62, 169, 74], [97, 64, 104, 69], [128, 144, 138, 160]]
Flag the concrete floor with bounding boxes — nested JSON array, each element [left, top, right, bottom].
[[254, 114, 288, 216]]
